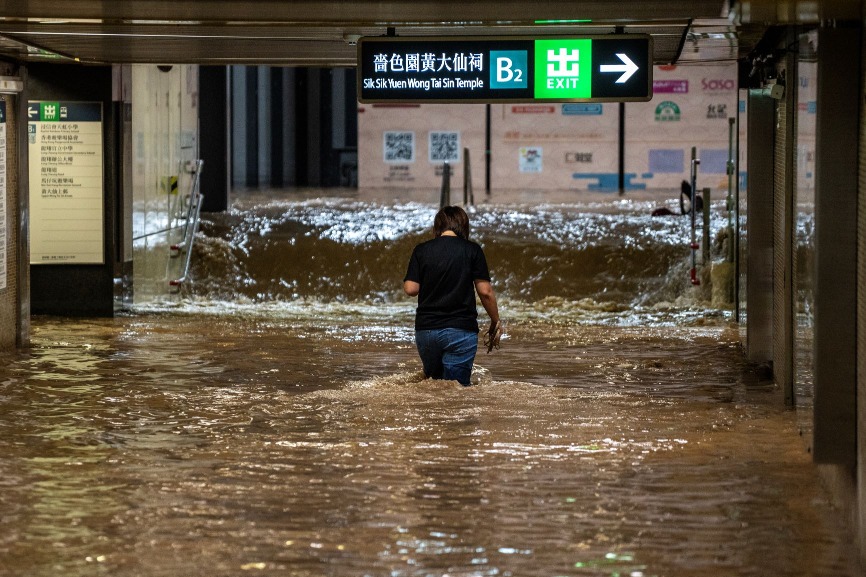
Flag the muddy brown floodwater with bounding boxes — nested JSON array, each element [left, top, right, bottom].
[[0, 190, 860, 577]]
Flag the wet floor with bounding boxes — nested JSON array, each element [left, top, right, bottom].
[[0, 190, 860, 576]]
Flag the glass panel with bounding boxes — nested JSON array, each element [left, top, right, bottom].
[[131, 64, 199, 303]]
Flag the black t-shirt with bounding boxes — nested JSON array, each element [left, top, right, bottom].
[[404, 236, 491, 332]]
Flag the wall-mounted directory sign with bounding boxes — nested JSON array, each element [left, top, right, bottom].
[[28, 101, 104, 265], [358, 35, 652, 103]]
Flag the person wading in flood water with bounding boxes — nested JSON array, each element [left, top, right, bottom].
[[403, 205, 503, 386]]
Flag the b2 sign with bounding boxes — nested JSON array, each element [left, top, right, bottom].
[[357, 35, 652, 103]]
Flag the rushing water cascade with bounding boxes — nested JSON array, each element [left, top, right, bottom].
[[0, 190, 859, 577], [187, 192, 722, 321]]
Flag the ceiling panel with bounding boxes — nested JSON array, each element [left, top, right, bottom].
[[0, 0, 769, 67], [0, 0, 729, 23], [0, 21, 696, 66]]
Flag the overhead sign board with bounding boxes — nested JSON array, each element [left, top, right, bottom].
[[357, 35, 652, 103]]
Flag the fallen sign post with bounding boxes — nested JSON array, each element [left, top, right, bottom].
[[357, 34, 652, 103]]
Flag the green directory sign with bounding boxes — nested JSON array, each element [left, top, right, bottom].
[[28, 101, 104, 265], [357, 35, 652, 103]]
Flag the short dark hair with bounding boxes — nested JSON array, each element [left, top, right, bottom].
[[434, 205, 470, 239]]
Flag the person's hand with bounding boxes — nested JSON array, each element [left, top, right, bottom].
[[484, 320, 503, 353]]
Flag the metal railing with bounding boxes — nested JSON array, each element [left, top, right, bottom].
[[169, 159, 204, 292], [689, 147, 700, 286]]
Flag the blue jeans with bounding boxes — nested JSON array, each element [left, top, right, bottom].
[[415, 328, 478, 386]]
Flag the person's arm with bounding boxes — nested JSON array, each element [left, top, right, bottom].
[[404, 247, 420, 296], [474, 280, 499, 325], [404, 280, 420, 296], [475, 280, 502, 352]]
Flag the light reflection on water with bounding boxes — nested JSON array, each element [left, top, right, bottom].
[[0, 192, 858, 577]]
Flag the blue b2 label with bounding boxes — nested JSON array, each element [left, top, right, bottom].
[[490, 50, 528, 89]]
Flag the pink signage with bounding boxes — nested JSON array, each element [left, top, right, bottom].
[[511, 105, 556, 114], [653, 80, 689, 94]]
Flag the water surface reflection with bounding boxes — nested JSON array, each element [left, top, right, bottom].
[[0, 192, 858, 576]]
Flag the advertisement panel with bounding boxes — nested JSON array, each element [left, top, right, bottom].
[[357, 103, 486, 191], [489, 102, 618, 190], [358, 63, 738, 194], [625, 63, 738, 191]]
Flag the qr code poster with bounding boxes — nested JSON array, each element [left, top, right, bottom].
[[519, 146, 543, 173], [429, 131, 461, 164], [383, 131, 415, 164]]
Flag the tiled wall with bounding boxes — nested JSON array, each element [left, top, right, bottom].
[[0, 94, 21, 349]]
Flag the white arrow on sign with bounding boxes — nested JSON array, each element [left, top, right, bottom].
[[27, 106, 37, 119], [599, 53, 639, 84]]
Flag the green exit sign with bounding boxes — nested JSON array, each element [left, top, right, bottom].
[[40, 101, 61, 121], [534, 39, 593, 99]]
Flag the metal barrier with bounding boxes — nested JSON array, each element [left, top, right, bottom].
[[169, 159, 205, 292], [463, 147, 474, 206], [726, 117, 736, 264], [702, 187, 711, 265], [689, 147, 701, 286], [439, 147, 475, 209], [439, 161, 451, 208]]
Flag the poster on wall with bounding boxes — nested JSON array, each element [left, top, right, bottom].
[[0, 101, 6, 290], [382, 130, 416, 184], [28, 101, 104, 265], [519, 146, 543, 173], [429, 131, 461, 163], [383, 130, 415, 164]]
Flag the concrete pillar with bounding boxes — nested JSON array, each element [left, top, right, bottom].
[[27, 63, 116, 316], [0, 65, 28, 350], [813, 25, 858, 468], [270, 67, 285, 187], [282, 68, 297, 186], [199, 66, 230, 212], [813, 23, 861, 561], [257, 65, 271, 186], [773, 47, 796, 407], [858, 11, 866, 564], [745, 90, 775, 365], [230, 66, 247, 189]]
